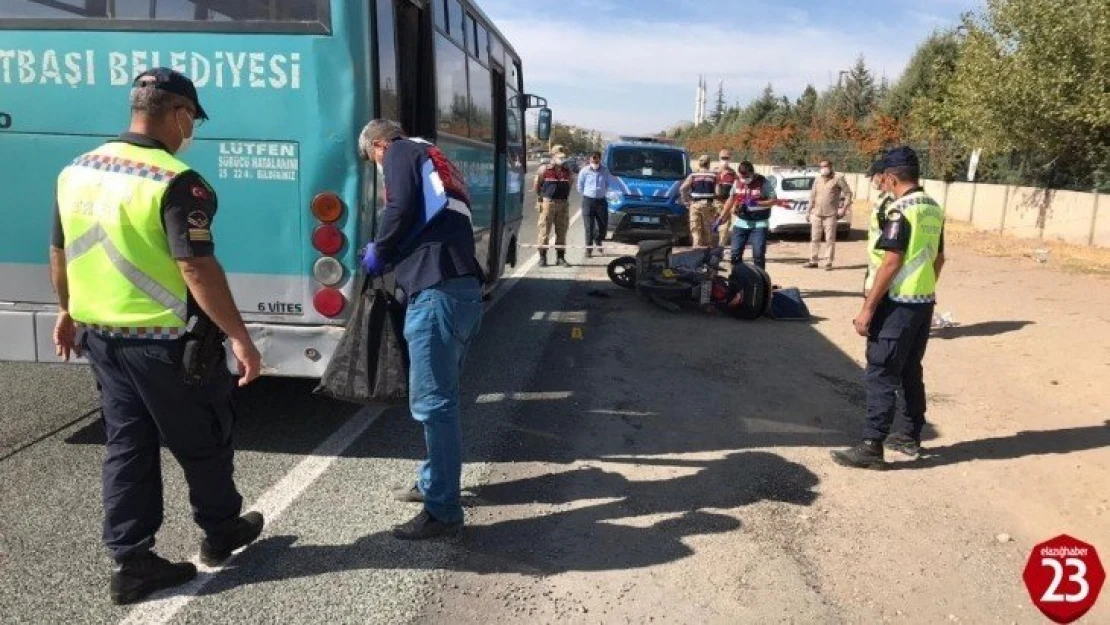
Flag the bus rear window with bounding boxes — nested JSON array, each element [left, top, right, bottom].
[[0, 0, 330, 34]]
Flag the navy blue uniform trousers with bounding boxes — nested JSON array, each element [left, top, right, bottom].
[[83, 331, 243, 562], [863, 298, 935, 441]]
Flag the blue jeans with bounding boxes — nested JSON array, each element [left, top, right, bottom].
[[730, 226, 767, 269], [403, 276, 484, 523]]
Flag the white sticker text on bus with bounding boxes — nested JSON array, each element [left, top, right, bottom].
[[218, 141, 299, 182], [0, 49, 302, 90]]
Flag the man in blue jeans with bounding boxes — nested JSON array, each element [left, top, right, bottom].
[[720, 161, 784, 269], [358, 119, 484, 540]]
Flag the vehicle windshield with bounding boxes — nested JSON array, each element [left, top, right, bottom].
[[781, 177, 815, 192], [608, 147, 687, 180]]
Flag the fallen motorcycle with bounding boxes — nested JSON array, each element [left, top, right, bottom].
[[606, 239, 772, 319]]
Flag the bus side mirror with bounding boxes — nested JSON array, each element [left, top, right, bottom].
[[537, 107, 552, 142]]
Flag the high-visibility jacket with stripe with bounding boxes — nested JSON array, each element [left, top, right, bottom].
[[56, 142, 190, 337], [864, 192, 893, 293], [886, 190, 945, 304]]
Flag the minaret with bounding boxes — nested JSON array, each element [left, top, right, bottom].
[[694, 75, 702, 125], [694, 75, 707, 125], [701, 77, 707, 124]]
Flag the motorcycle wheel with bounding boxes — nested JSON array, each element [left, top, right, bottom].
[[607, 256, 637, 290]]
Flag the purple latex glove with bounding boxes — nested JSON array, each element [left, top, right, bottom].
[[710, 217, 722, 234], [361, 242, 387, 276]]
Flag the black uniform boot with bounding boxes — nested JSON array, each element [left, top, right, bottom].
[[539, 251, 548, 267], [110, 551, 197, 605], [199, 511, 265, 566], [884, 433, 922, 459], [556, 252, 571, 267], [831, 440, 886, 469]]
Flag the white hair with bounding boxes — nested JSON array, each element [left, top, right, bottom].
[[358, 119, 405, 158], [129, 85, 186, 118]]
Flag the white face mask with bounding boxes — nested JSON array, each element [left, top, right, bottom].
[[175, 111, 194, 155], [553, 157, 564, 166], [589, 163, 599, 170], [820, 167, 832, 177]]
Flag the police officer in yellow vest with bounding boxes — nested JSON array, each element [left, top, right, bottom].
[[833, 146, 946, 469], [49, 68, 264, 604]]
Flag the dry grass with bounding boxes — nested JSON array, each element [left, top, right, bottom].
[[944, 221, 1110, 277], [846, 201, 1110, 278]]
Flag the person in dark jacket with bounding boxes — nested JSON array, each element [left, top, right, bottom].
[[358, 119, 485, 540]]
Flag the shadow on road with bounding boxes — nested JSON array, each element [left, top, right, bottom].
[[931, 321, 1034, 339], [190, 450, 817, 590], [887, 421, 1110, 471]]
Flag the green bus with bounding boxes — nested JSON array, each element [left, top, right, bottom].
[[0, 0, 551, 377]]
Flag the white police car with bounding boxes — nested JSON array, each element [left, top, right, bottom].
[[766, 166, 852, 236]]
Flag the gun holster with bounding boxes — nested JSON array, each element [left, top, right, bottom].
[[182, 314, 228, 386]]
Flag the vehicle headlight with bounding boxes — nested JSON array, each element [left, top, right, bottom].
[[606, 191, 623, 204]]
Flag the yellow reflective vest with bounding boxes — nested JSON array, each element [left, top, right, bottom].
[[56, 142, 190, 337]]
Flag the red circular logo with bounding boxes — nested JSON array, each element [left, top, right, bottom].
[[1023, 534, 1105, 623]]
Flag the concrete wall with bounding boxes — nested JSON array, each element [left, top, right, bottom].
[[1003, 185, 1044, 240], [1043, 190, 1098, 246], [751, 162, 1108, 248], [971, 184, 1009, 232], [923, 180, 948, 208], [946, 183, 975, 222], [1094, 193, 1109, 248]]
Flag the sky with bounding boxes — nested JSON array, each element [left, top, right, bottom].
[[480, 0, 980, 136]]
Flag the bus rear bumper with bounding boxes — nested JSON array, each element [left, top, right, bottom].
[[228, 322, 346, 379], [1, 308, 342, 380]]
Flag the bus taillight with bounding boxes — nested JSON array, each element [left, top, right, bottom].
[[312, 257, 344, 287], [311, 192, 344, 223], [312, 224, 344, 255], [313, 288, 346, 318]]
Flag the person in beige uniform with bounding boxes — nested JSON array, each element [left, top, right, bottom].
[[806, 158, 854, 270], [680, 154, 718, 247], [713, 149, 738, 247], [533, 145, 574, 267]]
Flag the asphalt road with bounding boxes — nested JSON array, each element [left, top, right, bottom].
[[5, 171, 1100, 624], [0, 174, 590, 624]]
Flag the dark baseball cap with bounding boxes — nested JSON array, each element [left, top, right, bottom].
[[883, 146, 919, 170], [132, 67, 209, 121], [867, 157, 887, 177]]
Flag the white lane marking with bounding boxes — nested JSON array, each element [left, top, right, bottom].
[[123, 205, 567, 624], [120, 406, 385, 625], [486, 211, 581, 311], [120, 215, 561, 623], [476, 391, 574, 404]]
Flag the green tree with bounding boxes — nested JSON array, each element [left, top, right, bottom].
[[881, 29, 962, 121], [843, 55, 877, 121], [931, 0, 1110, 188], [794, 84, 818, 128], [741, 84, 781, 127], [712, 82, 727, 125]]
